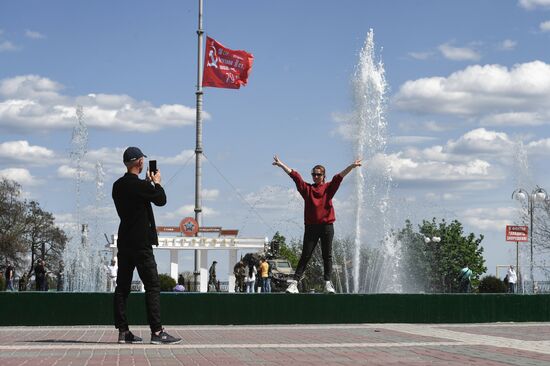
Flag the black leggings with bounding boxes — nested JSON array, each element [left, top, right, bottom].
[[294, 224, 334, 281]]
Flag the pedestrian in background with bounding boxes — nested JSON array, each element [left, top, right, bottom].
[[34, 260, 46, 291], [458, 264, 472, 293], [233, 261, 246, 292], [5, 262, 14, 291], [259, 258, 271, 293], [507, 265, 517, 293], [107, 260, 118, 292], [245, 263, 256, 293], [208, 261, 218, 292]]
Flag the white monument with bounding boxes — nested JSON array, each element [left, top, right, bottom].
[[110, 220, 266, 292]]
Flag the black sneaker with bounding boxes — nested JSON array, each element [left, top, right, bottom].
[[118, 330, 143, 344], [150, 329, 182, 345]]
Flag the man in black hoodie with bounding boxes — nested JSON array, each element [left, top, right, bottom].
[[112, 146, 181, 345]]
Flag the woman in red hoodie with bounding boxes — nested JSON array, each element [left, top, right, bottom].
[[273, 155, 362, 293]]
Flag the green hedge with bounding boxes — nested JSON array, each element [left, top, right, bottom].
[[0, 292, 549, 326]]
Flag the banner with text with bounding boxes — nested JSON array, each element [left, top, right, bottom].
[[202, 36, 254, 89], [506, 225, 528, 242]]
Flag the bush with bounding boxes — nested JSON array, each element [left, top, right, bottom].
[[478, 275, 507, 293], [159, 274, 176, 292]]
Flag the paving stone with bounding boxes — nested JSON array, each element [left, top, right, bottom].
[[1, 323, 550, 365]]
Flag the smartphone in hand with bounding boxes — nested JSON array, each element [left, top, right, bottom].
[[149, 160, 157, 174]]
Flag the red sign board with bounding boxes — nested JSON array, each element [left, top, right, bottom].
[[156, 226, 180, 233], [506, 225, 528, 242], [179, 217, 199, 237], [157, 221, 237, 237]]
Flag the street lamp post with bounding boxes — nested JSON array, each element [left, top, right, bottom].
[[424, 236, 441, 244], [512, 187, 547, 293], [424, 236, 442, 291]]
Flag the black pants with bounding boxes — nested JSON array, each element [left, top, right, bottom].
[[114, 248, 162, 333], [294, 224, 334, 282], [35, 276, 46, 291]]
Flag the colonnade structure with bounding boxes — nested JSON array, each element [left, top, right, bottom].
[[110, 217, 267, 292]]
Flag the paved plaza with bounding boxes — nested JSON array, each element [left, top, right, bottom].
[[2, 323, 550, 365]]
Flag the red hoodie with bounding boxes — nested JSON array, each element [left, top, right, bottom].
[[289, 170, 343, 225]]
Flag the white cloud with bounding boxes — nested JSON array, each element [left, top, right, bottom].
[[408, 51, 433, 60], [371, 128, 522, 186], [385, 127, 550, 186], [540, 20, 550, 32], [55, 147, 125, 181], [394, 61, 550, 126], [244, 185, 302, 210], [330, 112, 354, 140], [57, 164, 94, 181], [0, 140, 55, 164], [446, 128, 514, 155], [25, 30, 46, 39], [497, 39, 517, 51], [383, 152, 496, 183], [462, 207, 517, 232], [201, 188, 219, 201], [398, 120, 453, 133], [0, 41, 17, 52], [0, 168, 40, 185], [0, 75, 65, 101], [85, 147, 124, 166], [519, 0, 550, 9], [425, 192, 459, 201], [408, 128, 536, 168], [390, 135, 437, 145], [480, 112, 547, 126], [0, 75, 205, 132], [422, 120, 452, 132], [54, 206, 117, 232], [438, 43, 481, 61], [53, 213, 77, 230], [162, 205, 219, 222], [53, 147, 198, 184], [526, 138, 550, 155], [159, 150, 195, 165]]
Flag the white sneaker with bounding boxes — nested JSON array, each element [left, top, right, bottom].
[[324, 281, 335, 294], [285, 280, 299, 294]]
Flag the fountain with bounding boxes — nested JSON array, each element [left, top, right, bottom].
[[348, 29, 400, 293], [62, 106, 108, 291]]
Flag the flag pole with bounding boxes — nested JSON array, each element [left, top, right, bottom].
[[193, 0, 204, 291]]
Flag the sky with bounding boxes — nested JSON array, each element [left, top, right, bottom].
[[2, 0, 550, 282]]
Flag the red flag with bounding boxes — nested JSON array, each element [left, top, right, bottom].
[[202, 36, 254, 89]]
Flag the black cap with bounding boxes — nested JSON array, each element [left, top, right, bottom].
[[123, 147, 147, 163]]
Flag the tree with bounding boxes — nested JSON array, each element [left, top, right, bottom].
[[275, 234, 346, 292], [158, 274, 176, 292], [272, 232, 321, 291], [23, 201, 67, 277], [0, 179, 28, 268], [397, 218, 486, 293], [271, 231, 300, 268], [478, 275, 507, 293], [0, 178, 67, 280], [273, 233, 378, 293]]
